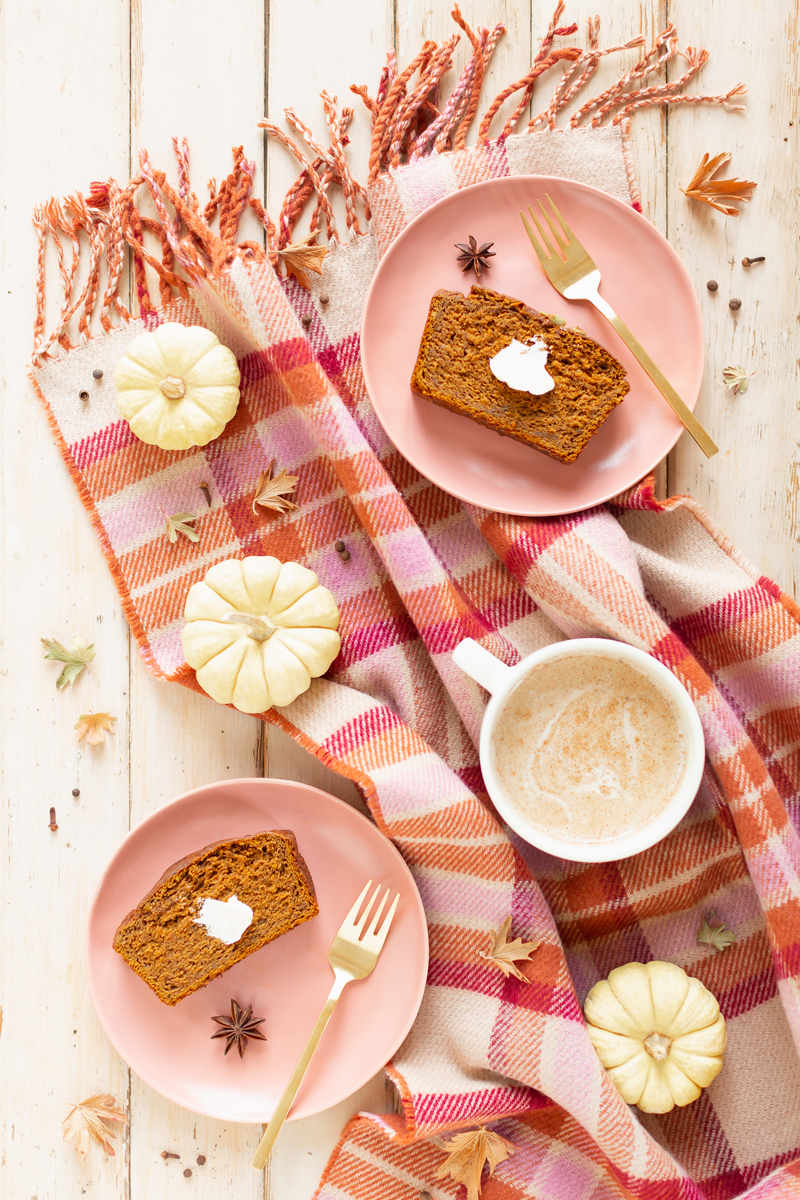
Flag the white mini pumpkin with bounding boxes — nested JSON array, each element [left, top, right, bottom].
[[584, 961, 726, 1114], [181, 556, 341, 714], [113, 322, 240, 450]]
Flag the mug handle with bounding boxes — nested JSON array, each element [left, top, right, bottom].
[[452, 638, 512, 695]]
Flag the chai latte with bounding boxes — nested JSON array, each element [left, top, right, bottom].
[[492, 653, 686, 843]]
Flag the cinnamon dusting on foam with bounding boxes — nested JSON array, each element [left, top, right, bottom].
[[492, 654, 686, 843]]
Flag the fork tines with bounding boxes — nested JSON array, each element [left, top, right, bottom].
[[345, 879, 400, 946]]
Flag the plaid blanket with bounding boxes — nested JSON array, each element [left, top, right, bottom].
[[31, 9, 800, 1199]]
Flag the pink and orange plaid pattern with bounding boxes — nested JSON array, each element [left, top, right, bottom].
[[30, 10, 800, 1200]]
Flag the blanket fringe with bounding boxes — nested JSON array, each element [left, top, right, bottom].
[[31, 3, 745, 365]]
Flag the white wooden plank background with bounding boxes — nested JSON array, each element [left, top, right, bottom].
[[0, 1, 796, 1197]]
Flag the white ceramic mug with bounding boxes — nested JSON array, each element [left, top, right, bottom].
[[453, 637, 706, 863]]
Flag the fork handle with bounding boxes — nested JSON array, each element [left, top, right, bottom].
[[590, 294, 719, 458], [251, 972, 349, 1170]]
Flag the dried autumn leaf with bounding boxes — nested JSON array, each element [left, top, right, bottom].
[[62, 1094, 128, 1161], [165, 511, 200, 543], [697, 911, 737, 952], [479, 916, 541, 982], [722, 365, 755, 395], [279, 234, 328, 288], [251, 460, 299, 515], [75, 712, 117, 746], [41, 636, 96, 689], [436, 1127, 515, 1200], [681, 152, 756, 216]]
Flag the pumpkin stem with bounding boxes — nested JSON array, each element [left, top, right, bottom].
[[160, 375, 187, 400], [643, 1032, 673, 1061], [222, 612, 277, 642]]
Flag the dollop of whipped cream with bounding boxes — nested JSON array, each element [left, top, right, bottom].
[[489, 336, 555, 395], [193, 895, 253, 945]]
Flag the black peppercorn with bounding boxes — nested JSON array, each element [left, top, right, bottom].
[[72, 787, 80, 797], [706, 280, 718, 292], [729, 297, 742, 311], [92, 368, 104, 380]]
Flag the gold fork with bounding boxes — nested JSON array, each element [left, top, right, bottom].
[[250, 879, 400, 1169], [520, 195, 718, 458]]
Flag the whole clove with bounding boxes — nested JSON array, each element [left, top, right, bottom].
[[741, 256, 765, 267], [161, 1151, 180, 1161], [199, 482, 212, 507], [49, 806, 58, 832]]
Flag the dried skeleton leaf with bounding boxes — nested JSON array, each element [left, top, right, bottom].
[[681, 153, 756, 216], [62, 1094, 128, 1161], [279, 234, 328, 288], [479, 915, 541, 981], [75, 712, 117, 746], [722, 365, 755, 395], [165, 512, 200, 543], [251, 461, 299, 515], [41, 636, 96, 689], [697, 912, 737, 952], [436, 1127, 515, 1200]]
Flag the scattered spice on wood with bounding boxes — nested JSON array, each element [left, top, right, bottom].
[[436, 1128, 515, 1200], [680, 152, 757, 216], [161, 1150, 180, 1160], [165, 512, 200, 544], [196, 1155, 206, 1166], [75, 711, 117, 746], [722, 365, 755, 395], [742, 256, 765, 267], [183, 1169, 192, 1178], [251, 461, 299, 515], [62, 1094, 128, 1161], [92, 368, 104, 380], [210, 999, 267, 1058], [479, 916, 541, 981], [729, 298, 742, 312], [42, 635, 96, 689], [278, 234, 328, 288], [199, 482, 212, 507], [706, 280, 718, 292], [697, 911, 736, 952], [49, 807, 58, 832], [455, 235, 496, 277], [72, 788, 80, 797]]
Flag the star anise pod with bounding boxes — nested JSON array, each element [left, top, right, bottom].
[[211, 999, 267, 1058], [455, 235, 496, 277]]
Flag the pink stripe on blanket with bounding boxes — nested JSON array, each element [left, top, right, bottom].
[[71, 419, 136, 470]]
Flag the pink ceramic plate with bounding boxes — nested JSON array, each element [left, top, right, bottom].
[[86, 779, 428, 1123], [361, 175, 705, 516]]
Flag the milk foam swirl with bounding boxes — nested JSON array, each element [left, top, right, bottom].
[[492, 654, 686, 843]]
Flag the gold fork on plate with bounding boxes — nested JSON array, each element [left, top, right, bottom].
[[520, 195, 718, 459], [250, 879, 400, 1169]]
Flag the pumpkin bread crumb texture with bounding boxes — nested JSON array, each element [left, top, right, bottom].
[[410, 286, 630, 464], [113, 830, 318, 1005]]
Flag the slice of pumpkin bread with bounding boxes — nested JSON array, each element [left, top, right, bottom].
[[113, 830, 318, 1005], [410, 286, 629, 463]]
